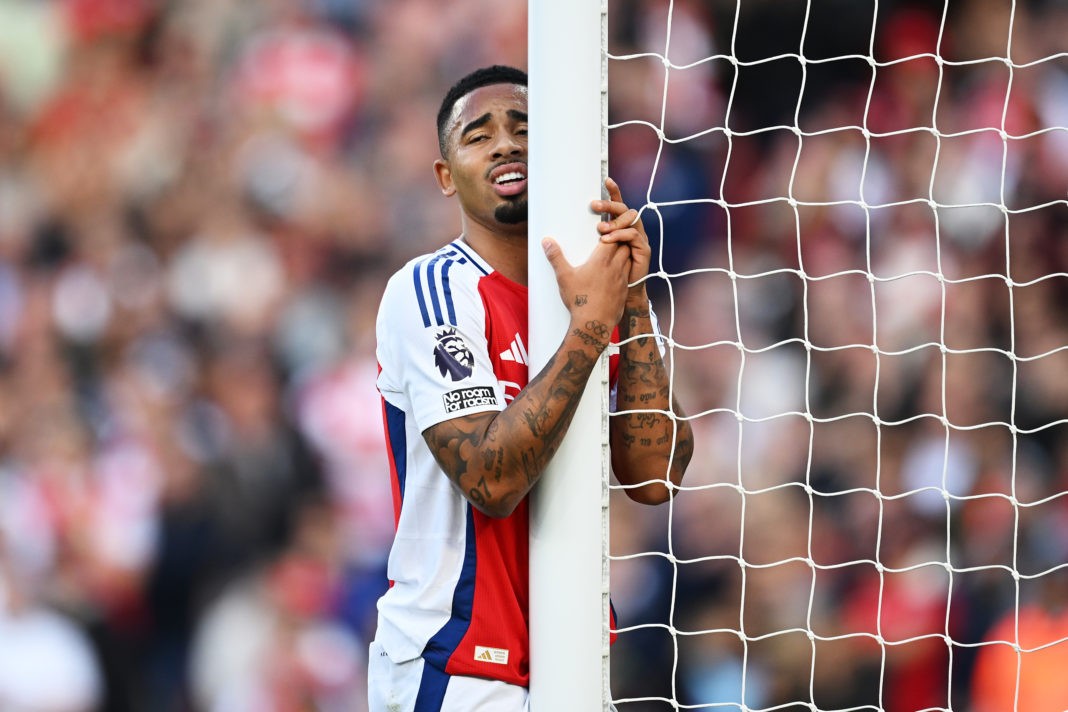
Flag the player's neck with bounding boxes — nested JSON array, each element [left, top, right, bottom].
[[460, 222, 528, 286]]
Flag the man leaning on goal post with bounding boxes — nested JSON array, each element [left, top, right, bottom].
[[369, 65, 692, 711]]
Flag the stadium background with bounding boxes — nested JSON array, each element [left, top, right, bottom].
[[0, 0, 1065, 710]]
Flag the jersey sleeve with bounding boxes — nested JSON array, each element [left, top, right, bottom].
[[377, 258, 506, 433]]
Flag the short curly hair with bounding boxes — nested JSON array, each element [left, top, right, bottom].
[[436, 65, 528, 158]]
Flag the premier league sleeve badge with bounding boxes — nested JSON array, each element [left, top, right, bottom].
[[433, 327, 475, 381]]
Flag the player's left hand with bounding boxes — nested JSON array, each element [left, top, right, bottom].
[[591, 176, 650, 300]]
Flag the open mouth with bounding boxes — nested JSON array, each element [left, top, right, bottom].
[[490, 162, 527, 197]]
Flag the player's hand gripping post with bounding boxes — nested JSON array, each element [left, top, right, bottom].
[[597, 177, 693, 504]]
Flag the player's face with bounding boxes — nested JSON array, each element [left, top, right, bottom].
[[436, 83, 529, 231]]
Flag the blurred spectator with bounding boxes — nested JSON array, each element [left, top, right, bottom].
[[189, 497, 365, 712], [0, 533, 103, 712], [970, 575, 1068, 712]]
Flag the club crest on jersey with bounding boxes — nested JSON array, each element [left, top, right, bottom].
[[433, 327, 474, 381]]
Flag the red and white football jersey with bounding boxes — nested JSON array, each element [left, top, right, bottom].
[[375, 238, 535, 686], [374, 237, 643, 687]]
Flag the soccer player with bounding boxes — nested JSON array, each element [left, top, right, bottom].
[[370, 65, 693, 711]]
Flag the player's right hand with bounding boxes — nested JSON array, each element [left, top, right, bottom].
[[541, 235, 630, 349]]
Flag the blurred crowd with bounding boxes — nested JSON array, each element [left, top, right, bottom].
[[605, 0, 1068, 710], [0, 0, 521, 710], [0, 0, 1065, 710]]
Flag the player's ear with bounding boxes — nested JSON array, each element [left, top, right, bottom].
[[434, 159, 456, 197]]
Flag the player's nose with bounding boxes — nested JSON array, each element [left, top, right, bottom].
[[491, 130, 525, 159]]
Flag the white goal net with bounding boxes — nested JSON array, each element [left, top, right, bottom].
[[604, 1, 1068, 710]]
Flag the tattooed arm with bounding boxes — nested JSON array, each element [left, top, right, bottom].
[[596, 178, 693, 505], [422, 238, 631, 519], [609, 294, 694, 504]]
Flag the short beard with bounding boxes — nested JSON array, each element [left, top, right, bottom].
[[495, 198, 527, 225]]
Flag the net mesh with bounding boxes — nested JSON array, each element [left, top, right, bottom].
[[605, 1, 1068, 709]]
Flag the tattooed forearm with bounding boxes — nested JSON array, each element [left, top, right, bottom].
[[620, 305, 653, 344], [622, 359, 665, 388], [423, 321, 609, 518], [586, 320, 612, 342], [520, 447, 540, 486], [628, 412, 666, 430], [468, 476, 491, 507], [522, 403, 552, 439], [481, 446, 505, 482], [571, 327, 602, 351], [571, 319, 613, 354], [610, 398, 694, 505], [611, 302, 694, 504], [522, 349, 590, 440], [430, 426, 482, 485]]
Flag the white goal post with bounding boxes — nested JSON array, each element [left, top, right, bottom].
[[527, 1, 611, 711]]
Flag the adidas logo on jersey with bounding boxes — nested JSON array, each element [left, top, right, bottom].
[[473, 645, 509, 665], [499, 334, 528, 365]]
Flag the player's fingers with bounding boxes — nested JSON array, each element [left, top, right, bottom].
[[591, 199, 630, 219], [599, 226, 642, 246], [583, 238, 629, 280], [605, 176, 624, 203], [598, 232, 629, 260], [589, 236, 625, 261], [610, 241, 633, 279], [596, 208, 640, 234], [541, 237, 573, 276]]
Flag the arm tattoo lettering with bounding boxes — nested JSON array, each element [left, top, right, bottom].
[[468, 476, 491, 507], [521, 447, 540, 485], [571, 327, 602, 350], [571, 320, 612, 354], [611, 302, 695, 495]]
